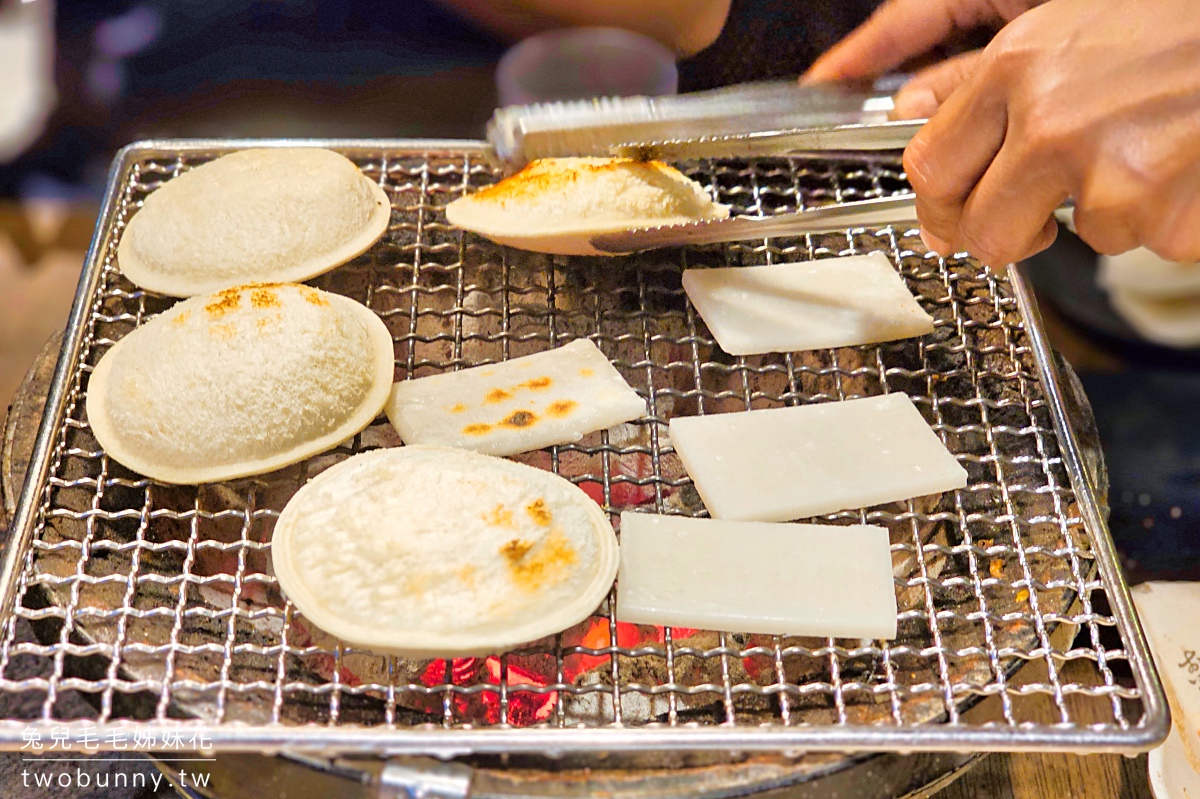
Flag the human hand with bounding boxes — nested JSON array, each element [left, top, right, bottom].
[[888, 50, 984, 120], [902, 0, 1200, 265], [801, 0, 1043, 86]]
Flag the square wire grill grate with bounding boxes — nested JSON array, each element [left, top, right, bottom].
[[0, 140, 1165, 755]]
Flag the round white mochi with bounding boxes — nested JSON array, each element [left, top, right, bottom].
[[86, 283, 394, 484], [117, 148, 391, 296], [445, 157, 730, 256], [271, 446, 620, 657]]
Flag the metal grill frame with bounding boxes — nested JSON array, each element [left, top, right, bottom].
[[0, 139, 1167, 755]]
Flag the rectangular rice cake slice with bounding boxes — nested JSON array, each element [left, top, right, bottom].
[[668, 393, 967, 521], [617, 512, 898, 640], [681, 252, 934, 356]]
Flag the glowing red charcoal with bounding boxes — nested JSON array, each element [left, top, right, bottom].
[[562, 619, 698, 681], [418, 656, 557, 726], [412, 618, 703, 726], [482, 656, 557, 726], [579, 452, 665, 508]]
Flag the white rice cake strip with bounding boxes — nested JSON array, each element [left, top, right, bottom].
[[669, 393, 967, 521], [681, 252, 934, 356], [1099, 247, 1200, 298], [1109, 289, 1200, 349], [1132, 582, 1200, 775], [617, 513, 897, 639], [386, 339, 646, 457]]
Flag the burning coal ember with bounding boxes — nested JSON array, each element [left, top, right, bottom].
[[418, 656, 556, 726]]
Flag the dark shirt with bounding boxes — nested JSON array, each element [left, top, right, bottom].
[[679, 0, 995, 91], [679, 0, 881, 91]]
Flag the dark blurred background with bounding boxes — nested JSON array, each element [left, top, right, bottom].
[[1, 0, 509, 202]]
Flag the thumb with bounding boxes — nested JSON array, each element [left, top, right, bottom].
[[803, 0, 997, 84], [889, 50, 985, 119]]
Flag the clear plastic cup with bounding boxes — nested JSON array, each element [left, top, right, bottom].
[[496, 27, 678, 107]]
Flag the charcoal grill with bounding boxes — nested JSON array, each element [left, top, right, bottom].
[[0, 139, 1168, 798]]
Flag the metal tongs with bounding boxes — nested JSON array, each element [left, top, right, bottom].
[[589, 194, 1077, 255], [484, 79, 930, 253], [485, 79, 923, 167], [590, 193, 922, 254]]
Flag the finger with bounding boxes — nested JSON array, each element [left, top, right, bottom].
[[920, 217, 1056, 260], [1028, 217, 1060, 261], [802, 0, 954, 83], [802, 0, 990, 83], [1139, 168, 1200, 263], [903, 57, 1009, 248], [1072, 202, 1140, 257], [1071, 156, 1146, 256], [890, 50, 985, 119], [951, 139, 1068, 265], [1148, 204, 1200, 263]]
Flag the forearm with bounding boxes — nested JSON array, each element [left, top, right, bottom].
[[435, 0, 731, 57]]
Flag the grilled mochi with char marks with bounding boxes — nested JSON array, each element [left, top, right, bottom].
[[86, 283, 394, 484], [386, 339, 646, 457], [117, 147, 391, 296], [445, 157, 730, 256], [270, 446, 620, 658]]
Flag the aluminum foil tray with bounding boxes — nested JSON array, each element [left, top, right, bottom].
[[0, 139, 1167, 756]]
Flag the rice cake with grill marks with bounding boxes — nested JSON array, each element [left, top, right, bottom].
[[118, 148, 390, 296], [444, 157, 730, 256], [86, 282, 394, 484], [386, 339, 646, 457], [270, 446, 620, 658]]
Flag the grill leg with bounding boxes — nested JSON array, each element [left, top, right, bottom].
[[378, 758, 473, 799]]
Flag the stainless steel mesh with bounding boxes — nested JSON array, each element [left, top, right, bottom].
[[0, 141, 1165, 755]]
